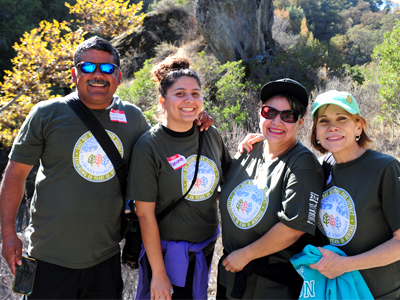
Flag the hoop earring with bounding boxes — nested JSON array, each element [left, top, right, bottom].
[[355, 136, 360, 142]]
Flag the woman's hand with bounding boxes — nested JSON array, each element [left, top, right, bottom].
[[136, 201, 172, 299], [309, 247, 347, 279], [222, 248, 251, 273], [238, 133, 265, 154], [150, 272, 173, 300]]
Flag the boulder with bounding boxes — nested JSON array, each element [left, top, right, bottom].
[[111, 8, 191, 79], [194, 0, 277, 63]]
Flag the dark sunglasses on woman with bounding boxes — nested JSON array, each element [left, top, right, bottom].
[[261, 106, 299, 123], [76, 62, 118, 74]]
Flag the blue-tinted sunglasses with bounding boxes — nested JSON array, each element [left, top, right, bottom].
[[76, 62, 118, 74]]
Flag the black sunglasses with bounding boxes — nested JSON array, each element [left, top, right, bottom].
[[261, 106, 299, 123], [76, 62, 118, 74]]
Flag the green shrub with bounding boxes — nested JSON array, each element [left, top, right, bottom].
[[373, 20, 400, 121], [193, 52, 251, 132], [117, 59, 158, 126]]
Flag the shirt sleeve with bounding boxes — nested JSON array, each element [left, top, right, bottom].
[[9, 103, 45, 165], [278, 153, 324, 235], [380, 160, 400, 233], [126, 140, 159, 203]]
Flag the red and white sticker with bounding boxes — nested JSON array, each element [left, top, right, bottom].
[[168, 154, 187, 170], [110, 109, 127, 123]]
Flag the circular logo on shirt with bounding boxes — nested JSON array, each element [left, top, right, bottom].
[[317, 186, 357, 246], [73, 130, 124, 182], [227, 179, 269, 229], [182, 155, 219, 201]]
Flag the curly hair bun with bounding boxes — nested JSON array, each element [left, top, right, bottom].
[[151, 56, 191, 83]]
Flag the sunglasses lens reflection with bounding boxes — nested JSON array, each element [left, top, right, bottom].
[[80, 63, 96, 73], [99, 64, 115, 74], [261, 106, 298, 123], [281, 111, 296, 123], [80, 63, 116, 74]]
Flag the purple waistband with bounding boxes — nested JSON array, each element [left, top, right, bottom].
[[135, 227, 220, 300]]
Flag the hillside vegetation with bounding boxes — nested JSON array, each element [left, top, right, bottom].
[[1, 0, 400, 159], [116, 0, 400, 160], [1, 1, 400, 299]]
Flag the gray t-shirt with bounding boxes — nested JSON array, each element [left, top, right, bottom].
[[219, 141, 324, 299], [126, 123, 232, 243], [317, 149, 400, 299], [10, 93, 150, 269]]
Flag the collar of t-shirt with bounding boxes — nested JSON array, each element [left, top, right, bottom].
[[105, 97, 117, 109], [161, 124, 195, 138]]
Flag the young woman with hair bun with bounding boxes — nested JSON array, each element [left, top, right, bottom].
[[126, 56, 232, 300]]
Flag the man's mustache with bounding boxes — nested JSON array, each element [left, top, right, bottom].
[[86, 79, 110, 86]]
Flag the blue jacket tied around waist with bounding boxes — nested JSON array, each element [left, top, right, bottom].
[[290, 245, 373, 300]]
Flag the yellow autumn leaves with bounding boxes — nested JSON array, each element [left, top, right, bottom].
[[0, 0, 145, 148]]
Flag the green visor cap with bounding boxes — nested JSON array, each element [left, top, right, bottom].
[[311, 90, 361, 119]]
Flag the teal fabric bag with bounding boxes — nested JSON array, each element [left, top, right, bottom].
[[290, 244, 374, 300]]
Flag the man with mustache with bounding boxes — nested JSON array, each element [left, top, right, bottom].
[[0, 36, 211, 299]]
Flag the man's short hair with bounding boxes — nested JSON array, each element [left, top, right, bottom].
[[74, 36, 120, 67]]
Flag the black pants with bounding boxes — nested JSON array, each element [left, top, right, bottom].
[[26, 253, 123, 299]]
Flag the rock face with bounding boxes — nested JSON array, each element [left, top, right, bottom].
[[111, 8, 192, 79], [195, 0, 276, 63]]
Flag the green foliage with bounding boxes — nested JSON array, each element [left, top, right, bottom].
[[334, 3, 400, 65], [119, 52, 251, 131], [297, 0, 347, 41], [193, 52, 249, 132], [342, 64, 365, 85], [373, 19, 400, 120], [274, 0, 400, 66], [117, 59, 158, 126], [215, 61, 248, 125], [176, 0, 189, 5], [267, 33, 332, 91], [286, 5, 305, 34]]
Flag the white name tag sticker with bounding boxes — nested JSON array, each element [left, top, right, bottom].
[[110, 109, 127, 123], [168, 154, 187, 170]]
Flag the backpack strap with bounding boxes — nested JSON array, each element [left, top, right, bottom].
[[322, 152, 336, 184], [65, 95, 127, 199], [156, 130, 204, 223]]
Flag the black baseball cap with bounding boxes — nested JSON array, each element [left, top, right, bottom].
[[260, 78, 309, 107]]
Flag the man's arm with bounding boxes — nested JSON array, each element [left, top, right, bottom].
[[0, 160, 33, 275]]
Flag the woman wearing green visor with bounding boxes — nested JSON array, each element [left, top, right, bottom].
[[309, 90, 400, 299]]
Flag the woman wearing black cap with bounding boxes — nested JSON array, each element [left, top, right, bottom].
[[217, 78, 324, 299]]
